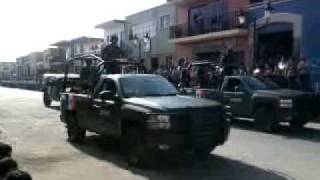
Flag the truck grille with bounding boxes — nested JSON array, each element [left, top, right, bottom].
[[189, 108, 222, 148]]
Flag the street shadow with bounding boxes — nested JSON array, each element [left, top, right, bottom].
[[70, 135, 292, 180], [231, 120, 320, 143], [47, 105, 60, 111]]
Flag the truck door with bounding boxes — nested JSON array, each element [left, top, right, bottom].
[[222, 78, 250, 117], [91, 79, 121, 136]]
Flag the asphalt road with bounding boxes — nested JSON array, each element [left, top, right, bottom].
[[0, 86, 320, 180]]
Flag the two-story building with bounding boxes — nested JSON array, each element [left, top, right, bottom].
[[51, 37, 104, 59], [95, 20, 126, 49], [29, 52, 45, 81], [51, 37, 104, 73], [126, 3, 176, 71], [43, 48, 66, 73], [170, 0, 249, 66], [0, 62, 16, 80]]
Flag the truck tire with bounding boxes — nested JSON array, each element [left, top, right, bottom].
[[66, 114, 86, 143], [123, 127, 153, 168], [194, 148, 214, 160], [254, 107, 278, 132], [290, 121, 308, 130], [43, 92, 52, 107]]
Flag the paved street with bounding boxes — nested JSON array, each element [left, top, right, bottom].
[[0, 86, 320, 180]]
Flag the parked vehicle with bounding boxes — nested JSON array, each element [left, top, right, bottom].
[[42, 74, 80, 107], [60, 55, 230, 167], [183, 75, 320, 132]]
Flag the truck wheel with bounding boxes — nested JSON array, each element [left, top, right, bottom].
[[123, 128, 152, 167], [290, 121, 307, 131], [254, 107, 278, 132], [66, 114, 86, 143], [194, 148, 214, 160], [43, 92, 52, 107]]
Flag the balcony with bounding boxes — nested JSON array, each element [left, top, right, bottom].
[[169, 11, 248, 44]]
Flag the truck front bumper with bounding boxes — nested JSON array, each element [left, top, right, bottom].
[[277, 108, 314, 123], [144, 120, 230, 152]]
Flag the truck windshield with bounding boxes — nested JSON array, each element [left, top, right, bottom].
[[120, 76, 178, 98], [243, 77, 276, 90]]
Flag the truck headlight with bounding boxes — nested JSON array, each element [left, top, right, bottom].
[[147, 115, 171, 130], [280, 99, 293, 108]]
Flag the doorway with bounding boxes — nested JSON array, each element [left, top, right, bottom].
[[257, 23, 294, 66]]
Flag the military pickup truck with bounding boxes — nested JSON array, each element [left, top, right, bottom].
[[42, 74, 80, 107], [186, 76, 319, 132], [60, 74, 230, 166]]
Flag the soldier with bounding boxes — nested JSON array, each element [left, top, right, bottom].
[[80, 60, 95, 91], [101, 35, 126, 74]]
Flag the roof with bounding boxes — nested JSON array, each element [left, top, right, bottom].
[[43, 74, 80, 79], [50, 40, 70, 47], [51, 37, 103, 47], [95, 20, 126, 29]]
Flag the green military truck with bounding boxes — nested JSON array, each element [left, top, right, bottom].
[[42, 74, 80, 107], [188, 76, 319, 132], [59, 55, 229, 167]]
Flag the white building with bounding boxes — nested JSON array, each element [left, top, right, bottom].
[[0, 62, 16, 80], [95, 20, 126, 48]]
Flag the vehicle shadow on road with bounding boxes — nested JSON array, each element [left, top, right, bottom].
[[47, 105, 60, 111], [70, 135, 292, 180], [231, 120, 320, 143]]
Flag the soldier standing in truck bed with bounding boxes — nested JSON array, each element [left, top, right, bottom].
[[101, 35, 126, 74]]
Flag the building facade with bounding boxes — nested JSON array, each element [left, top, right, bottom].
[[0, 62, 16, 80], [126, 3, 176, 71], [95, 20, 126, 49], [43, 48, 66, 73], [247, 0, 320, 91], [28, 52, 45, 81], [52, 37, 104, 73], [52, 37, 104, 60], [170, 0, 249, 66]]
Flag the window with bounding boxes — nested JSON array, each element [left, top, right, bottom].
[[131, 21, 156, 39], [160, 15, 170, 30], [95, 79, 118, 98], [224, 78, 242, 92], [103, 79, 117, 95]]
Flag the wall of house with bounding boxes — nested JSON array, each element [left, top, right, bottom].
[[125, 3, 176, 70]]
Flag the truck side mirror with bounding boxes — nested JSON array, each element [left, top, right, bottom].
[[99, 91, 115, 101], [234, 86, 241, 92]]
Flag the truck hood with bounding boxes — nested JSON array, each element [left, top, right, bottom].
[[124, 96, 220, 111], [255, 89, 307, 98]]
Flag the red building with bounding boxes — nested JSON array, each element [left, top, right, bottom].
[[170, 0, 251, 66]]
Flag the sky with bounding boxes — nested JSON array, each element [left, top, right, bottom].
[[0, 0, 165, 62]]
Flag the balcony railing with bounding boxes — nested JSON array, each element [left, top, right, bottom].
[[170, 11, 247, 39]]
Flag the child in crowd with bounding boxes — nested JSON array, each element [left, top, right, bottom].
[[4, 170, 32, 180], [0, 158, 18, 178]]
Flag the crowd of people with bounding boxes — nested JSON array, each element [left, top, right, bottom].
[[253, 56, 310, 91], [144, 55, 311, 92], [0, 142, 32, 180]]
